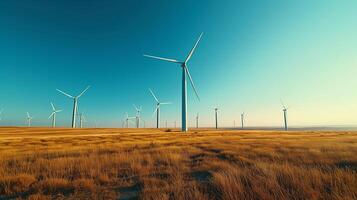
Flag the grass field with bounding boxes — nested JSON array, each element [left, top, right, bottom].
[[0, 127, 356, 200]]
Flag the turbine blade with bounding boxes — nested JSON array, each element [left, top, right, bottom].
[[27, 112, 30, 118], [56, 110, 63, 113], [48, 112, 55, 119], [160, 102, 172, 105], [77, 85, 90, 98], [280, 99, 286, 109], [50, 102, 55, 111], [185, 32, 203, 63], [185, 66, 200, 101], [133, 104, 139, 111], [57, 89, 74, 98], [152, 106, 159, 118], [149, 88, 159, 103], [143, 54, 181, 64]]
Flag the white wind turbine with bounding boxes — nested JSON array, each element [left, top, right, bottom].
[[26, 112, 33, 127], [241, 112, 245, 129], [281, 100, 290, 131], [196, 113, 199, 128], [133, 104, 142, 128], [56, 86, 90, 128], [124, 112, 136, 128], [48, 102, 62, 127], [149, 88, 171, 128], [78, 113, 86, 128], [144, 33, 203, 132], [0, 108, 3, 121]]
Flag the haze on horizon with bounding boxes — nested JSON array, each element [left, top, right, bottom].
[[0, 0, 356, 128]]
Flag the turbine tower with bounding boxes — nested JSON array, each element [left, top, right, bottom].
[[48, 102, 62, 127], [214, 107, 219, 129], [133, 104, 142, 128], [26, 112, 33, 127], [241, 112, 245, 129], [281, 100, 289, 131], [149, 88, 171, 128], [144, 33, 203, 132], [56, 86, 90, 128]]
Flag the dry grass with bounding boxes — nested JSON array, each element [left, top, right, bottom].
[[0, 127, 356, 199]]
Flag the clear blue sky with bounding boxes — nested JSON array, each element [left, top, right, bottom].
[[0, 0, 357, 128]]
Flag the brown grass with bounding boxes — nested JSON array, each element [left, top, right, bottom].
[[0, 127, 356, 199]]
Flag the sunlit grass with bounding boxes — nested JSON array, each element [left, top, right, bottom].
[[0, 127, 356, 199]]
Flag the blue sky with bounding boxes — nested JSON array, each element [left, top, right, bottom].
[[0, 0, 357, 128]]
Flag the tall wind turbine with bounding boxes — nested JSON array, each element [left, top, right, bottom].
[[281, 100, 289, 131], [214, 107, 219, 129], [149, 88, 171, 128], [133, 104, 142, 128], [26, 112, 33, 127], [56, 86, 90, 128], [241, 112, 245, 129], [48, 102, 62, 127], [144, 33, 203, 132]]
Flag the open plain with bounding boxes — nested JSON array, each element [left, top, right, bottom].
[[0, 127, 356, 200]]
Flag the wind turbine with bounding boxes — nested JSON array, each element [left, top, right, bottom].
[[214, 107, 219, 129], [241, 112, 245, 129], [133, 104, 142, 128], [0, 108, 3, 121], [48, 102, 62, 127], [78, 113, 86, 128], [124, 113, 136, 128], [144, 33, 203, 132], [281, 100, 289, 131], [56, 86, 90, 128], [26, 112, 33, 127], [196, 113, 199, 128], [149, 88, 171, 128]]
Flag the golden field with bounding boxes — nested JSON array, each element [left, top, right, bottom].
[[0, 127, 356, 200]]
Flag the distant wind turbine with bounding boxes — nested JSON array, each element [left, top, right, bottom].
[[56, 86, 90, 128], [26, 112, 33, 127], [214, 107, 219, 129], [133, 104, 142, 128], [281, 100, 290, 131], [144, 33, 203, 132], [149, 88, 171, 128], [0, 108, 3, 121], [241, 112, 245, 129], [124, 113, 136, 128], [78, 113, 86, 128], [48, 102, 62, 127], [196, 113, 199, 128]]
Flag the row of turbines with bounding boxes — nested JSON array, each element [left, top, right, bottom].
[[2, 98, 290, 131], [1, 32, 291, 131]]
